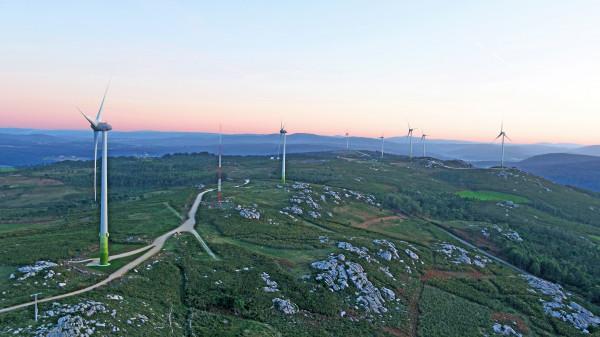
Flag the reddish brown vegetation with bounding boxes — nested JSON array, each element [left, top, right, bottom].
[[356, 216, 401, 229], [420, 269, 486, 281], [382, 326, 410, 337]]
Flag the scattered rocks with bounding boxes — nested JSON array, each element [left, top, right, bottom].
[[493, 323, 522, 336], [236, 205, 260, 219], [261, 272, 279, 292], [17, 261, 57, 280], [373, 239, 400, 261], [436, 242, 490, 267], [338, 242, 378, 263], [272, 298, 298, 315], [312, 254, 387, 314], [522, 274, 600, 331], [404, 249, 419, 260], [292, 182, 310, 189], [283, 204, 303, 215], [312, 254, 349, 291], [381, 288, 395, 301], [308, 211, 321, 218]]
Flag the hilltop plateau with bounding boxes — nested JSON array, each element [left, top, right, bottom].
[[1, 151, 599, 336]]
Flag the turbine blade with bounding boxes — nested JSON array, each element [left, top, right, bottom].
[[93, 131, 99, 201], [78, 107, 99, 127], [96, 77, 112, 121], [492, 134, 501, 143], [505, 134, 512, 142]]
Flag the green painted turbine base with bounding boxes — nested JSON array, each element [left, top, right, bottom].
[[99, 232, 110, 266]]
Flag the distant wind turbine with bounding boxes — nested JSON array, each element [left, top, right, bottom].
[[492, 122, 512, 169], [379, 132, 385, 158], [421, 131, 427, 157], [78, 79, 112, 266], [218, 124, 222, 204], [407, 123, 417, 159], [277, 120, 283, 160], [345, 129, 349, 150], [280, 122, 288, 183]]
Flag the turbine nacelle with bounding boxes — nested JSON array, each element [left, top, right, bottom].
[[280, 121, 287, 134], [92, 123, 113, 132]]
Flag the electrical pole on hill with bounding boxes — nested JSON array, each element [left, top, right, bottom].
[[31, 293, 42, 322]]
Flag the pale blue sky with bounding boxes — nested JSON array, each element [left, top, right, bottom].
[[1, 1, 599, 144]]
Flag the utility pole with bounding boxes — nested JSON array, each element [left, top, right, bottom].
[[31, 293, 42, 322]]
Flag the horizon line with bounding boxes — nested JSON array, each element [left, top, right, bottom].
[[0, 127, 591, 147]]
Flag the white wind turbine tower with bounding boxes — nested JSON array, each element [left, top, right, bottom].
[[345, 129, 349, 150], [78, 80, 113, 266], [218, 124, 222, 204], [277, 120, 283, 160], [407, 123, 417, 159], [492, 122, 511, 169], [379, 132, 385, 158], [421, 131, 428, 157], [280, 122, 287, 183]]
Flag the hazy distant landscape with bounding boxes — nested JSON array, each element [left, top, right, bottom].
[[3, 128, 600, 192]]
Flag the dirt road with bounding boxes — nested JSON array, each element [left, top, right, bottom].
[[0, 189, 215, 314]]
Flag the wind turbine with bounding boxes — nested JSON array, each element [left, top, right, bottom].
[[78, 80, 112, 266], [421, 131, 428, 157], [280, 122, 287, 183], [277, 121, 283, 160], [492, 122, 511, 169], [218, 124, 222, 204], [379, 132, 385, 158], [407, 123, 417, 159], [345, 129, 349, 150]]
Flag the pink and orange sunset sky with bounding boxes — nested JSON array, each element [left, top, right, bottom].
[[1, 1, 599, 145]]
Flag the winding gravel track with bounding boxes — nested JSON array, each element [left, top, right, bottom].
[[0, 189, 215, 314]]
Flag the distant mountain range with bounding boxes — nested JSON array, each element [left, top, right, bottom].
[[2, 128, 600, 191], [513, 153, 600, 192]]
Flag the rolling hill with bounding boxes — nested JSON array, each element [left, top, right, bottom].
[[1, 151, 599, 336]]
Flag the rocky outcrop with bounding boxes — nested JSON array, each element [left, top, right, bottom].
[[492, 323, 522, 336], [436, 242, 491, 267], [373, 239, 400, 261], [404, 249, 419, 260], [272, 298, 298, 315], [312, 254, 387, 314], [17, 261, 57, 280], [522, 274, 600, 331], [261, 272, 280, 292], [236, 205, 260, 219], [338, 242, 378, 264]]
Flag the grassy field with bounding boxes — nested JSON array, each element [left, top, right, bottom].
[[457, 189, 530, 203]]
